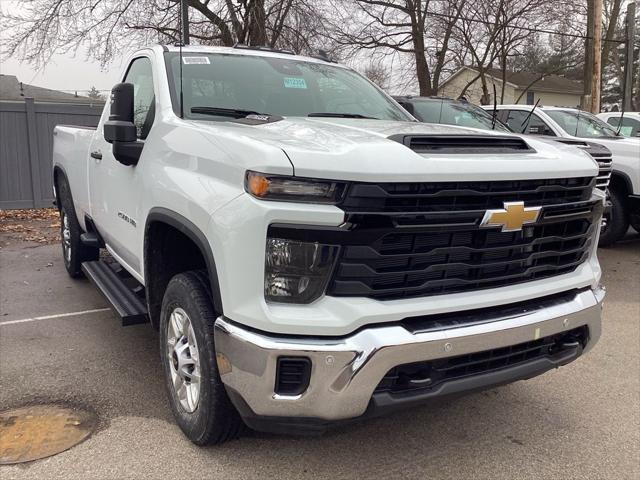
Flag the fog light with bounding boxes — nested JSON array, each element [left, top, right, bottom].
[[265, 238, 339, 303]]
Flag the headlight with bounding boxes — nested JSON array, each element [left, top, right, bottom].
[[265, 238, 339, 303], [245, 171, 347, 204]]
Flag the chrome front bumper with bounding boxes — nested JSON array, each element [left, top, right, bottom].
[[214, 287, 604, 422]]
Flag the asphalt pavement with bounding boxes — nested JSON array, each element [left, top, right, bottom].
[[1, 232, 639, 479]]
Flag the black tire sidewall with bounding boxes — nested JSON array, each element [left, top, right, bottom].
[[159, 272, 236, 445], [599, 188, 629, 247], [58, 180, 86, 277]]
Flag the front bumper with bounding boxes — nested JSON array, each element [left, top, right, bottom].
[[214, 286, 604, 430]]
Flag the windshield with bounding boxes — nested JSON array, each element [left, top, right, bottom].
[[410, 99, 511, 132], [164, 52, 412, 121], [546, 110, 621, 138]]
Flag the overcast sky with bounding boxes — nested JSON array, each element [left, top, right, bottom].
[[0, 0, 126, 93]]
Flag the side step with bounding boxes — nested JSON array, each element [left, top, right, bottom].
[[81, 260, 148, 326]]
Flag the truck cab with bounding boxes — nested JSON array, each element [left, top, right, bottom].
[[53, 45, 605, 444]]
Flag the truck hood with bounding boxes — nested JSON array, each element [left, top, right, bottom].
[[196, 117, 598, 182]]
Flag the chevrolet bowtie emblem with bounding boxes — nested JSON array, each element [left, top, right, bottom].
[[481, 201, 541, 232]]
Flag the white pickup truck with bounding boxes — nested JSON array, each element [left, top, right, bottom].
[[53, 45, 605, 444]]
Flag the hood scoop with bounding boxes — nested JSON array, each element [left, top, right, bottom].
[[389, 134, 534, 154]]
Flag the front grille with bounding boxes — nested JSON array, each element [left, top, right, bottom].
[[593, 155, 612, 191], [340, 177, 594, 213], [374, 326, 588, 395], [552, 139, 611, 192], [326, 177, 599, 300]]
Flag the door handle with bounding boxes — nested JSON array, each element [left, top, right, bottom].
[[90, 151, 102, 160]]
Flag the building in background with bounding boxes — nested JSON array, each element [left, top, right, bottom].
[[437, 67, 583, 107], [0, 74, 102, 105]]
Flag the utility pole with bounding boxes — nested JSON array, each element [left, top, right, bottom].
[[590, 0, 603, 113], [623, 2, 636, 112], [583, 0, 594, 110], [181, 0, 190, 45]]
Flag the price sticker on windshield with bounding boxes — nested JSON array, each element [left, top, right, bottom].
[[182, 56, 210, 65], [283, 77, 307, 89]]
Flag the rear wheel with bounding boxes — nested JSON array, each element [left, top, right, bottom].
[[159, 271, 243, 445], [57, 178, 99, 277], [598, 188, 629, 247]]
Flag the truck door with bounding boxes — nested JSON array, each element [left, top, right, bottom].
[[88, 55, 156, 278]]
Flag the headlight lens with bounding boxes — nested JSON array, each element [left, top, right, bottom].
[[246, 171, 347, 204], [265, 238, 339, 303]]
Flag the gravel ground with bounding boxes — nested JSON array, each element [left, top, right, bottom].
[[0, 230, 638, 479]]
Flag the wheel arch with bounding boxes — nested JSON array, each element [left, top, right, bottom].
[[52, 164, 69, 209], [144, 208, 223, 328], [609, 170, 633, 200]]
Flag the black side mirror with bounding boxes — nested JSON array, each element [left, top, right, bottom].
[[103, 83, 143, 166]]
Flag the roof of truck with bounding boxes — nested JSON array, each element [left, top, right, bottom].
[[156, 44, 341, 67]]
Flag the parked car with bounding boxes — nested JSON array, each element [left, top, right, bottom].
[[393, 95, 512, 132], [597, 112, 640, 138], [483, 105, 640, 244], [395, 97, 615, 245], [53, 45, 605, 445]]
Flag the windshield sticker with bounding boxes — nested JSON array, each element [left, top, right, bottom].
[[283, 77, 307, 89], [182, 56, 210, 65]]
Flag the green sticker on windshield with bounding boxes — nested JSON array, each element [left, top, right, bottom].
[[283, 77, 307, 89]]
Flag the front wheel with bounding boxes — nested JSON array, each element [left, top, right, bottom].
[[159, 271, 243, 445], [598, 188, 629, 247]]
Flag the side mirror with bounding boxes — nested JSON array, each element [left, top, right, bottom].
[[103, 83, 142, 166]]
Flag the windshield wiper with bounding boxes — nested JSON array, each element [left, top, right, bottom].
[[308, 112, 378, 119], [191, 106, 267, 118]]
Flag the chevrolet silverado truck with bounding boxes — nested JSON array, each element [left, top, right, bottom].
[[53, 45, 605, 445]]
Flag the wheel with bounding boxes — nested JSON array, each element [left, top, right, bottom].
[[630, 213, 640, 234], [159, 271, 243, 445], [57, 178, 99, 277], [598, 188, 629, 247]]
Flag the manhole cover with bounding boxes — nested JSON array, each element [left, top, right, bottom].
[[0, 405, 97, 464]]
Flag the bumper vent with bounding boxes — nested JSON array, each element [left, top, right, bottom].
[[389, 134, 533, 154], [375, 326, 588, 395], [275, 357, 311, 396]]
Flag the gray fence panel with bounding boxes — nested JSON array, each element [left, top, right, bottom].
[[0, 106, 33, 209], [0, 99, 104, 209]]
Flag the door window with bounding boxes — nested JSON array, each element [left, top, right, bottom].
[[123, 57, 155, 139], [504, 110, 554, 136]]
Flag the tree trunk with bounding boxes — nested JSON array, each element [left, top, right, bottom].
[[248, 0, 267, 46]]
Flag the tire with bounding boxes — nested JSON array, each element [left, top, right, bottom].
[[159, 271, 243, 445], [598, 188, 629, 247], [57, 178, 99, 277], [630, 214, 640, 234]]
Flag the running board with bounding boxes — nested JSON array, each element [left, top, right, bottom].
[[81, 260, 148, 326]]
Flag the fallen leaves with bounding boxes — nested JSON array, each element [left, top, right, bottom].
[[0, 208, 60, 244]]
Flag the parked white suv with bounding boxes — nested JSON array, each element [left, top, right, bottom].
[[53, 45, 605, 444], [485, 105, 640, 245]]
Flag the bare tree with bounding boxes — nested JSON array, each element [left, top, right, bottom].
[[1, 0, 326, 68], [363, 62, 391, 89], [328, 0, 466, 96]]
